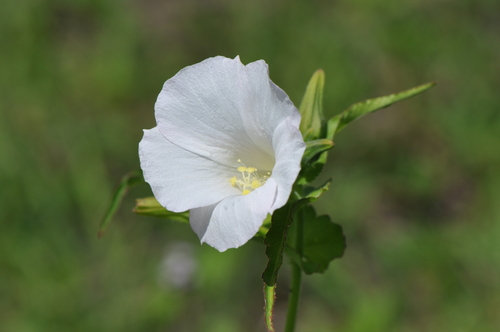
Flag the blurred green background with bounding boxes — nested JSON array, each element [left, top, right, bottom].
[[1, 0, 499, 331]]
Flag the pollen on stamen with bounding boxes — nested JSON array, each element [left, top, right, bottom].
[[230, 176, 237, 186], [230, 160, 270, 195], [251, 180, 261, 189]]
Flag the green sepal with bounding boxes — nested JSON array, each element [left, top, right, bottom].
[[287, 206, 346, 274], [98, 170, 144, 238], [133, 196, 189, 223], [261, 181, 330, 286], [299, 69, 325, 141], [301, 139, 334, 166]]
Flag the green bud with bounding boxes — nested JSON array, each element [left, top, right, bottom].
[[134, 196, 189, 222], [299, 69, 325, 141]]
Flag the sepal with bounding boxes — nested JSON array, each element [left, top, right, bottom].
[[133, 196, 189, 223]]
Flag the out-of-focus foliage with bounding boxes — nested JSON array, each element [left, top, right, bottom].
[[1, 0, 499, 331]]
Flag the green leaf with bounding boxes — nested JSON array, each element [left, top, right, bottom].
[[262, 203, 294, 286], [262, 181, 330, 286], [133, 197, 189, 223], [301, 139, 334, 166], [299, 69, 325, 141], [327, 82, 436, 140], [297, 206, 346, 274], [98, 170, 144, 238], [264, 285, 276, 332], [297, 148, 329, 185], [303, 180, 331, 199], [298, 82, 436, 184]]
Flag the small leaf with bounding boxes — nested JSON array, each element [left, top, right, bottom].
[[299, 206, 346, 274], [299, 69, 325, 141], [262, 181, 330, 286], [299, 82, 436, 184], [133, 197, 189, 223], [301, 139, 334, 166], [303, 180, 331, 199], [262, 203, 294, 286], [327, 82, 436, 140], [263, 284, 276, 332], [98, 170, 144, 238], [297, 150, 328, 185]]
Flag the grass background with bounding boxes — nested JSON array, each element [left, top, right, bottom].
[[1, 0, 499, 331]]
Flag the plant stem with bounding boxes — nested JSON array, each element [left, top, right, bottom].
[[284, 209, 304, 332]]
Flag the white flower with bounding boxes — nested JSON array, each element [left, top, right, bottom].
[[139, 56, 305, 252]]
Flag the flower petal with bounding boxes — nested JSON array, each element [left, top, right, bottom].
[[269, 112, 306, 211], [154, 56, 297, 171], [189, 202, 217, 240], [238, 60, 301, 157], [191, 178, 278, 252], [139, 127, 239, 212]]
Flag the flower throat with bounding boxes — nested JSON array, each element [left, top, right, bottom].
[[230, 159, 270, 195]]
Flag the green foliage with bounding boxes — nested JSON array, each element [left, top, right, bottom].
[[262, 202, 295, 287], [289, 206, 346, 274], [3, 0, 500, 331], [326, 82, 436, 138], [264, 285, 276, 332], [262, 181, 330, 286], [98, 170, 143, 238], [301, 139, 334, 166], [299, 69, 325, 141], [298, 81, 436, 184], [133, 197, 189, 223]]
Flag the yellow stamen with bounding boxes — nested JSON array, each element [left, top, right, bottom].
[[230, 160, 270, 195], [251, 180, 261, 189], [230, 176, 237, 186], [246, 167, 257, 173]]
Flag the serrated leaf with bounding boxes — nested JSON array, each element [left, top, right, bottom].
[[299, 69, 325, 141], [133, 197, 189, 223], [300, 206, 346, 274], [327, 82, 436, 140], [262, 181, 330, 286], [98, 170, 144, 238], [262, 203, 294, 286]]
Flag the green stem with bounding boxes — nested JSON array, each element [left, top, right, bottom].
[[284, 209, 304, 332]]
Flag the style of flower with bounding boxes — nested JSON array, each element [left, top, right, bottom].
[[139, 56, 305, 252]]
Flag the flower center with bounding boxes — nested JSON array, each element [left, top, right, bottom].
[[230, 160, 270, 195]]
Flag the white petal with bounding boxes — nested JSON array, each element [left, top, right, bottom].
[[154, 56, 298, 171], [192, 178, 278, 252], [139, 127, 240, 212], [269, 112, 306, 211], [189, 202, 218, 240], [238, 60, 301, 154]]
